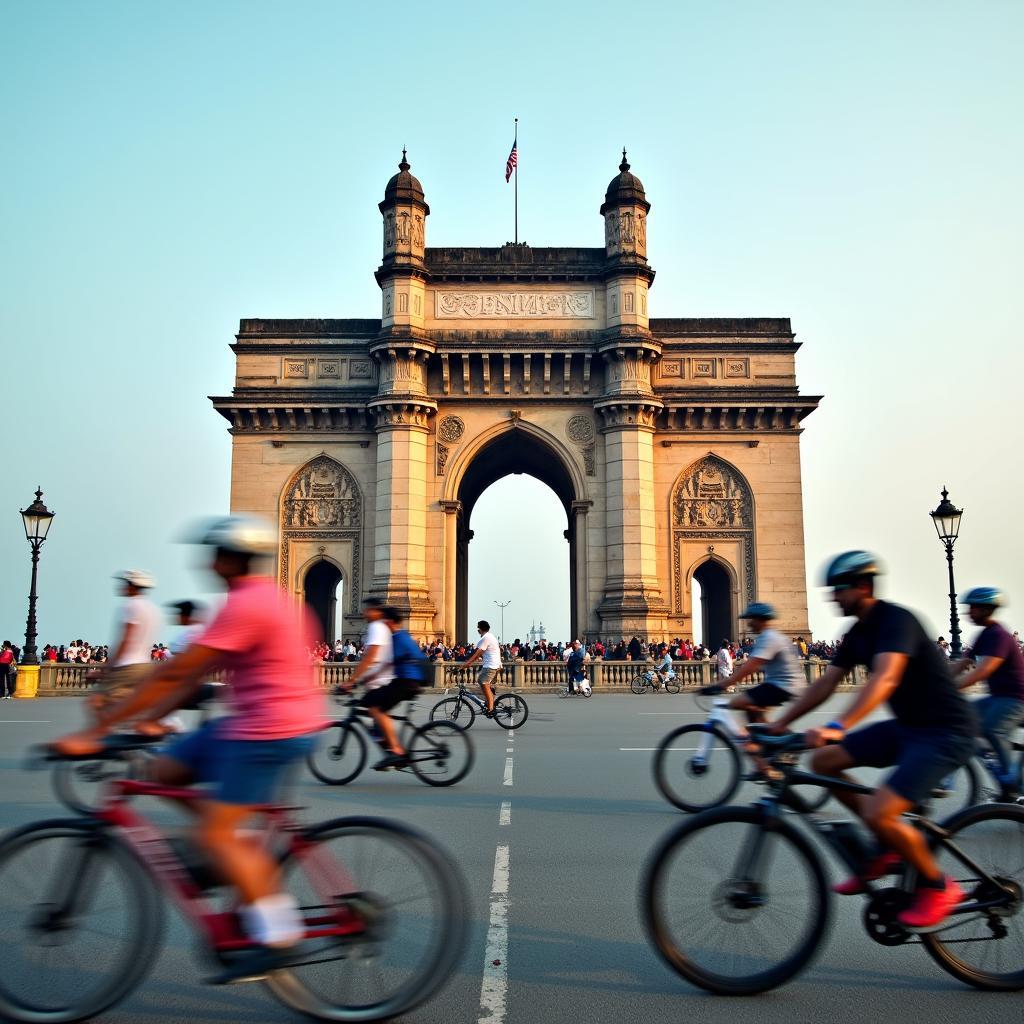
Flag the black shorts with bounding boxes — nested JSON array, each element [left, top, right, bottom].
[[360, 678, 421, 713], [744, 682, 793, 708], [840, 719, 974, 806]]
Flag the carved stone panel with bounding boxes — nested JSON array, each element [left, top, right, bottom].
[[283, 358, 309, 379], [566, 414, 595, 446], [434, 291, 595, 319], [438, 415, 466, 444], [282, 455, 362, 530]]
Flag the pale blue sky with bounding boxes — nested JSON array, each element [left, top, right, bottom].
[[2, 1, 1021, 647]]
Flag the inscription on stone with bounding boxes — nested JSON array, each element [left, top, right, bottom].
[[435, 291, 595, 319], [284, 359, 308, 379]]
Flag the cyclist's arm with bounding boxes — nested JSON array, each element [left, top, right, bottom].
[[347, 644, 381, 688], [727, 656, 766, 686], [826, 651, 906, 733], [462, 648, 483, 667], [771, 663, 847, 730], [956, 655, 1003, 690], [108, 621, 136, 668]]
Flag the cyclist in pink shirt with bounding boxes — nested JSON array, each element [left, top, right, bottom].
[[54, 515, 327, 979]]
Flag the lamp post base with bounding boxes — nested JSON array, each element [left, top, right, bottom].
[[14, 664, 40, 699]]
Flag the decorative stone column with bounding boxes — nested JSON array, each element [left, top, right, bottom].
[[571, 500, 593, 639], [440, 499, 462, 644]]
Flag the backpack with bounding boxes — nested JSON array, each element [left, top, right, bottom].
[[391, 629, 431, 685]]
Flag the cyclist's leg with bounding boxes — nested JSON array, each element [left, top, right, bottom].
[[978, 696, 1024, 786], [478, 667, 498, 713]]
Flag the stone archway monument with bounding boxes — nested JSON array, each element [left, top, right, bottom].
[[212, 150, 820, 642]]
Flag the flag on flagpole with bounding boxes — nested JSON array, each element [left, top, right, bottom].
[[505, 140, 518, 183]]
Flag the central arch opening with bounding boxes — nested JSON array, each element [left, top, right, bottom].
[[456, 429, 578, 644], [693, 560, 733, 648], [304, 561, 343, 643]]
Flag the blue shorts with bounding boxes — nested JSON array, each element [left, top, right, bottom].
[[165, 719, 316, 806], [840, 719, 974, 807]]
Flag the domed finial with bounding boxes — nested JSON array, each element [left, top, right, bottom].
[[399, 147, 410, 172], [620, 147, 630, 172]]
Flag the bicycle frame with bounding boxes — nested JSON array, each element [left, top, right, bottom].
[[91, 779, 367, 953], [693, 698, 749, 761], [751, 759, 1018, 918]]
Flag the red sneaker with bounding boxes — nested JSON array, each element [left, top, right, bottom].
[[897, 878, 964, 929], [832, 851, 902, 896]]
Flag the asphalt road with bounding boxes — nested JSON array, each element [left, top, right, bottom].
[[0, 695, 1016, 1024]]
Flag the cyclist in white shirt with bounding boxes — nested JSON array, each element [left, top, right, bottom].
[[92, 570, 161, 710], [715, 640, 734, 687], [461, 619, 502, 717]]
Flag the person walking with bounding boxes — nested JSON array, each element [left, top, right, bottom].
[[715, 638, 734, 689], [0, 642, 17, 699]]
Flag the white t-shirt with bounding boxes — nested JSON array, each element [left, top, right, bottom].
[[170, 625, 205, 657], [750, 628, 804, 693], [363, 619, 393, 691], [476, 632, 502, 670], [715, 646, 734, 679], [113, 596, 161, 667]]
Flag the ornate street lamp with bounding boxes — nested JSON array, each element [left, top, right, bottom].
[[20, 488, 55, 666], [929, 486, 963, 658]]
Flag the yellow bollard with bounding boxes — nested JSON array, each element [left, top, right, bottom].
[[14, 664, 40, 699]]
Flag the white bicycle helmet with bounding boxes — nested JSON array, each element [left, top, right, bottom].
[[192, 514, 277, 556], [115, 569, 156, 589]]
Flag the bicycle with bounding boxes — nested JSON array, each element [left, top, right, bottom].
[[306, 695, 474, 787], [52, 681, 225, 814], [652, 685, 831, 813], [641, 724, 1024, 995], [559, 675, 593, 699], [2, 735, 468, 1023], [429, 675, 529, 730], [940, 728, 1024, 807], [630, 669, 680, 695]]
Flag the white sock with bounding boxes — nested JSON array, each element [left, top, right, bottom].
[[240, 893, 303, 947]]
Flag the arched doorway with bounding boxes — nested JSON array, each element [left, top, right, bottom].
[[304, 561, 344, 642], [453, 427, 581, 642], [692, 560, 733, 647]]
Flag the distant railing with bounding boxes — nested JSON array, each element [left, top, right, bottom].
[[27, 657, 864, 695]]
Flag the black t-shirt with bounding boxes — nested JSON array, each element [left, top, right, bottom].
[[832, 601, 974, 733]]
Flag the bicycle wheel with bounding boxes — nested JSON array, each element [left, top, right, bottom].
[[641, 805, 830, 995], [922, 802, 1024, 990], [664, 679, 681, 694], [269, 816, 469, 1022], [307, 723, 368, 786], [52, 752, 145, 816], [406, 722, 474, 787], [653, 724, 742, 812], [630, 674, 649, 695], [0, 819, 164, 1023], [493, 694, 529, 729], [428, 696, 476, 729]]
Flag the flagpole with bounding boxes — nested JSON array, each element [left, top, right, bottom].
[[514, 117, 518, 245]]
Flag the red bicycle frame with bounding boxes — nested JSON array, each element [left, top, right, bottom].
[[94, 778, 367, 952]]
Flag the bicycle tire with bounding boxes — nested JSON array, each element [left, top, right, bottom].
[[51, 750, 147, 816], [653, 724, 742, 812], [931, 758, 981, 819], [307, 723, 368, 786], [641, 804, 830, 995], [493, 694, 529, 730], [429, 696, 476, 730], [665, 679, 681, 694], [922, 801, 1024, 990], [0, 818, 164, 1023], [630, 674, 649, 695], [406, 722, 474, 787], [269, 816, 469, 1022]]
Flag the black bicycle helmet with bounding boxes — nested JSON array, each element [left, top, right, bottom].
[[823, 550, 883, 588]]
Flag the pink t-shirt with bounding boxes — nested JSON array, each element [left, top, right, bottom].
[[198, 576, 327, 740]]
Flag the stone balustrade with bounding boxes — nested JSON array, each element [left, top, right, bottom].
[[18, 658, 863, 696]]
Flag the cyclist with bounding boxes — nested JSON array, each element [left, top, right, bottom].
[[647, 644, 675, 691], [52, 515, 327, 980], [724, 603, 805, 726], [953, 586, 1024, 801], [767, 551, 977, 929], [460, 619, 501, 716], [357, 605, 429, 770], [565, 640, 587, 694]]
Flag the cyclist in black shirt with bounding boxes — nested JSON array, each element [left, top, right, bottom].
[[770, 551, 976, 930]]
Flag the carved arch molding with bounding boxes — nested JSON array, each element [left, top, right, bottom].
[[279, 454, 363, 613], [670, 455, 756, 614]]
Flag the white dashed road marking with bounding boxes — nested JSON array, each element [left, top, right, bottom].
[[503, 757, 514, 786], [499, 800, 511, 826], [478, 844, 510, 1023]]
